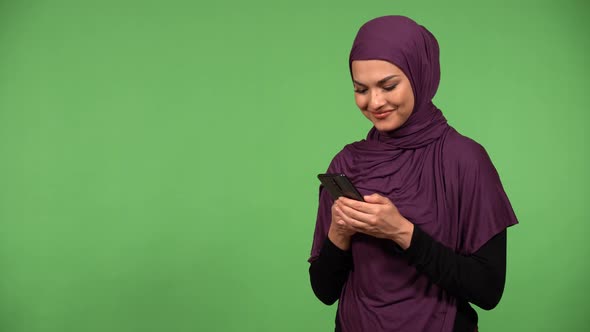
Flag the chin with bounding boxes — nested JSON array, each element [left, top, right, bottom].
[[373, 121, 402, 132]]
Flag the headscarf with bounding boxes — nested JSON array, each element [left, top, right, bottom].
[[309, 15, 518, 332]]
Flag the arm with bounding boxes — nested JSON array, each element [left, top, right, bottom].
[[333, 194, 508, 310], [309, 236, 353, 305], [405, 226, 507, 310]]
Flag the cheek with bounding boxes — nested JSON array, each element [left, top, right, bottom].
[[394, 87, 414, 112], [354, 95, 367, 109]]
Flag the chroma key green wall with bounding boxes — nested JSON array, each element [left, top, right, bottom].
[[0, 0, 588, 331]]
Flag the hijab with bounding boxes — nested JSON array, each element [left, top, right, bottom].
[[309, 15, 518, 332]]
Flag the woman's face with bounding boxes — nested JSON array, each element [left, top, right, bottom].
[[351, 60, 415, 132]]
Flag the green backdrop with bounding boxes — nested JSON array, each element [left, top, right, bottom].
[[0, 0, 588, 331]]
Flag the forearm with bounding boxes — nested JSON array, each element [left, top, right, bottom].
[[309, 236, 353, 305], [405, 227, 507, 310]]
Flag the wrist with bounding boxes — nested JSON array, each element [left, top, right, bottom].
[[328, 227, 352, 251], [391, 218, 414, 250]]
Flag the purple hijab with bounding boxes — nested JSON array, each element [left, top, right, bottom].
[[309, 16, 518, 332]]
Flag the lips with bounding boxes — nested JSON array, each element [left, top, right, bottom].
[[372, 110, 394, 120]]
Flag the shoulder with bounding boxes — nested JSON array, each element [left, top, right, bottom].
[[442, 128, 492, 169], [325, 140, 366, 173], [441, 128, 503, 187]]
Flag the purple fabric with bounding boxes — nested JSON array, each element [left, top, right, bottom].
[[309, 16, 518, 332]]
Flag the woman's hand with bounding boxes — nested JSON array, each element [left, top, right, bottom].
[[328, 201, 357, 251], [334, 193, 414, 250]]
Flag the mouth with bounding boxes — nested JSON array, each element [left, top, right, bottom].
[[372, 110, 395, 120]]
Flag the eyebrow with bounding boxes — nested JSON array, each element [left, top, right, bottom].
[[353, 75, 399, 87]]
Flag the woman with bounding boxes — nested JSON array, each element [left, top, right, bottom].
[[308, 16, 518, 332]]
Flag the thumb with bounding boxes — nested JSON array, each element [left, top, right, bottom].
[[363, 193, 387, 204]]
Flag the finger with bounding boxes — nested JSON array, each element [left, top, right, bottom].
[[335, 218, 356, 233], [340, 215, 370, 233], [333, 205, 345, 222], [337, 206, 372, 229], [338, 202, 376, 225], [338, 196, 375, 214], [363, 193, 388, 204]]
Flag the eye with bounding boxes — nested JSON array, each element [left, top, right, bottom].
[[354, 88, 367, 94], [383, 84, 398, 91]]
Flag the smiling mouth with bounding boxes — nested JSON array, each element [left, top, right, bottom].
[[372, 110, 394, 119]]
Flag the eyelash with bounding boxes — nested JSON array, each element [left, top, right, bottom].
[[354, 84, 398, 94]]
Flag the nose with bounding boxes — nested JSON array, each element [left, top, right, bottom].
[[368, 90, 386, 111]]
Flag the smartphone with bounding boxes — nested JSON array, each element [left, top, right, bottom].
[[317, 173, 365, 201]]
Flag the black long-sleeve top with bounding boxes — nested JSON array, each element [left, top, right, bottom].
[[309, 226, 507, 332]]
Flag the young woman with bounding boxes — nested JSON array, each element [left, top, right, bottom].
[[308, 16, 518, 332]]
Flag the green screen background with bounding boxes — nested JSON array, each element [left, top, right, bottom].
[[0, 0, 588, 331]]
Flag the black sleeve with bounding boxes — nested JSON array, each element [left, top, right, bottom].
[[308, 236, 353, 305], [404, 226, 507, 310]]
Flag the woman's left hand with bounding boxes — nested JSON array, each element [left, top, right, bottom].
[[333, 193, 415, 250]]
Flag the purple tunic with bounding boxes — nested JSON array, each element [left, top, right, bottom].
[[309, 16, 518, 332]]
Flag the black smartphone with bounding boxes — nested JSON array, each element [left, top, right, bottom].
[[317, 173, 365, 201]]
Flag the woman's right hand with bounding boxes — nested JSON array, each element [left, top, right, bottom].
[[328, 201, 357, 251]]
